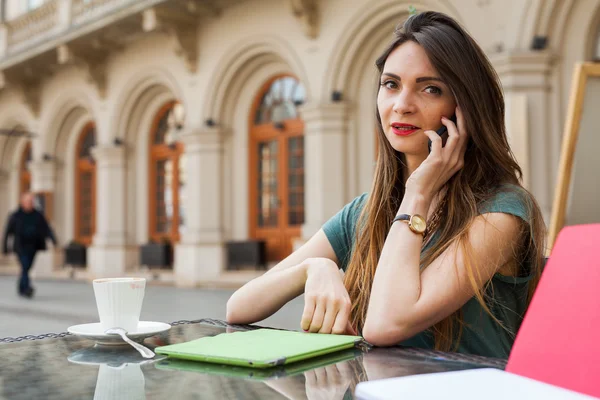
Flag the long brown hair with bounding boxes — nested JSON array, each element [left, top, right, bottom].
[[343, 11, 546, 351]]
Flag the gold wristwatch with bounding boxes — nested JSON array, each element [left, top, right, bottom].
[[393, 214, 427, 235]]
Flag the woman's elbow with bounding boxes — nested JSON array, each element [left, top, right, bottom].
[[362, 321, 413, 347], [225, 295, 246, 325]]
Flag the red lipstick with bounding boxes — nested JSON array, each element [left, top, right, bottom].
[[391, 123, 420, 136]]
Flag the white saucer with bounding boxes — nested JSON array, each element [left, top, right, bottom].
[[68, 321, 171, 345]]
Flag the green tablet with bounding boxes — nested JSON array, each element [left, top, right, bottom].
[[155, 328, 364, 369], [155, 348, 362, 380]]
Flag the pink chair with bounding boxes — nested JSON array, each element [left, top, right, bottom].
[[506, 224, 600, 398]]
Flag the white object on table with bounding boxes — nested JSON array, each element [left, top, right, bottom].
[[68, 321, 171, 345], [355, 368, 596, 400], [104, 327, 155, 359], [93, 277, 146, 333]]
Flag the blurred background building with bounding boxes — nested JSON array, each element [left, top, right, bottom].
[[0, 0, 598, 286]]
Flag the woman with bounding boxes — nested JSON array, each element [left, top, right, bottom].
[[227, 11, 546, 358]]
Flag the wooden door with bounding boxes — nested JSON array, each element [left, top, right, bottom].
[[249, 76, 306, 262], [75, 123, 97, 246]]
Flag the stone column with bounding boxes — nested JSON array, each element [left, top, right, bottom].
[[88, 145, 128, 278], [56, 0, 72, 32], [492, 51, 555, 221], [0, 23, 7, 59], [29, 160, 60, 277], [173, 127, 225, 287], [299, 102, 350, 240]]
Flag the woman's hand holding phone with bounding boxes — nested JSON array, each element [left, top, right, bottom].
[[428, 114, 457, 153], [406, 106, 468, 200], [300, 258, 358, 336]]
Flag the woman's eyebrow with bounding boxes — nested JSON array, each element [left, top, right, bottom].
[[416, 76, 444, 83], [381, 72, 444, 83]]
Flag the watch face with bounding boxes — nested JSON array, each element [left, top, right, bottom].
[[410, 215, 427, 233]]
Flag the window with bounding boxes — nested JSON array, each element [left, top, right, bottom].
[[254, 76, 306, 125], [149, 102, 185, 246], [19, 142, 31, 196], [75, 123, 96, 245]]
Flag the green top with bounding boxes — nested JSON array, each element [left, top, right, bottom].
[[322, 185, 533, 359]]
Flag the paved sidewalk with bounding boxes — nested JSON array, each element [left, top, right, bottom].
[[0, 275, 304, 338]]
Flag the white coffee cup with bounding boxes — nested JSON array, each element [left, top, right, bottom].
[[93, 278, 146, 333], [94, 363, 146, 400]]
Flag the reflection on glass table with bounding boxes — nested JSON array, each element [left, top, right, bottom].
[[0, 319, 506, 400], [68, 346, 162, 400]]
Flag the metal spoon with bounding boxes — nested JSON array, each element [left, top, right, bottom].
[[104, 327, 155, 359]]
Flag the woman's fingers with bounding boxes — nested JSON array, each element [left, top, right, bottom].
[[308, 302, 326, 333], [441, 116, 460, 153], [304, 369, 317, 385], [303, 295, 352, 334], [315, 365, 328, 382], [331, 299, 351, 334], [319, 300, 338, 334], [424, 130, 443, 160], [301, 295, 316, 331]]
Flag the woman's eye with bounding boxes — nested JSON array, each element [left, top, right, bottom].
[[424, 86, 442, 95], [381, 80, 398, 90]]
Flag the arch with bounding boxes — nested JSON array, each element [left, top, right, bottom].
[[39, 86, 96, 157], [110, 68, 184, 144], [108, 69, 182, 246], [41, 97, 94, 245], [322, 0, 457, 98], [0, 126, 31, 172], [201, 35, 310, 123], [551, 0, 600, 122], [0, 102, 35, 172], [0, 102, 35, 136], [192, 35, 309, 243], [511, 0, 563, 50]]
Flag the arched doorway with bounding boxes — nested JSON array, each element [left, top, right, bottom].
[[74, 122, 96, 245], [148, 101, 185, 248], [249, 75, 306, 261], [19, 142, 31, 196]]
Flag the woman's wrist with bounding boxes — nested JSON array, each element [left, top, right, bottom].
[[304, 258, 339, 280], [397, 191, 431, 216]]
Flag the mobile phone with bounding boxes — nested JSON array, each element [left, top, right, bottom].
[[428, 114, 457, 153]]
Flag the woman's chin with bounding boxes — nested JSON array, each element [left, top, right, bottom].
[[386, 137, 424, 155]]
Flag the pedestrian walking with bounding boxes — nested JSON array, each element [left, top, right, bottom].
[[2, 192, 57, 298]]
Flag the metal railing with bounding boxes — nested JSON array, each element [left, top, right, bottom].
[[4, 0, 59, 53], [71, 0, 137, 26], [0, 0, 153, 59]]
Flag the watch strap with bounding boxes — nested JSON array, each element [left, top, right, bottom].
[[392, 214, 410, 224]]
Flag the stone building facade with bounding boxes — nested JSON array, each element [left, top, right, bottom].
[[0, 0, 599, 286]]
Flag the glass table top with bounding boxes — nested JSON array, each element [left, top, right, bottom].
[[0, 319, 506, 399]]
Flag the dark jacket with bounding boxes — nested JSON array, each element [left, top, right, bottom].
[[2, 208, 57, 254]]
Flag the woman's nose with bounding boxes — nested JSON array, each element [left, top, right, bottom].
[[392, 90, 416, 115]]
